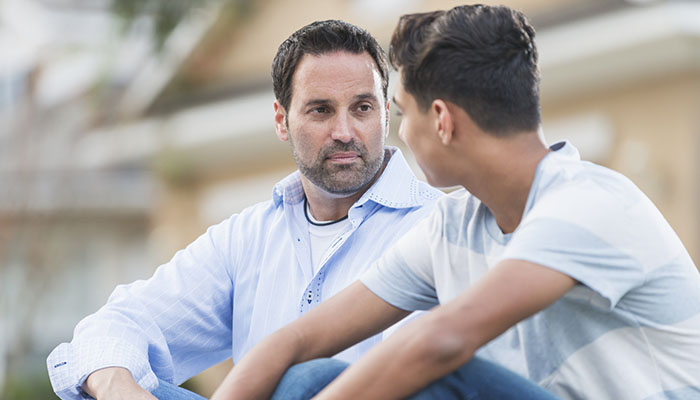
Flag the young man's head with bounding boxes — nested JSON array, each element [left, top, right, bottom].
[[271, 21, 391, 197], [390, 5, 541, 136], [389, 5, 542, 187]]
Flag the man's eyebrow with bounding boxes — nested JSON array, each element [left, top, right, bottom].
[[304, 99, 332, 107], [303, 94, 378, 107], [392, 96, 403, 108], [355, 93, 379, 102]]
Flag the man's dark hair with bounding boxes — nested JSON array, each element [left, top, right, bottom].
[[272, 20, 389, 111], [390, 5, 541, 135]]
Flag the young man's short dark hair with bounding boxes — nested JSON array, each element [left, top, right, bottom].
[[390, 5, 541, 135], [272, 20, 390, 111]]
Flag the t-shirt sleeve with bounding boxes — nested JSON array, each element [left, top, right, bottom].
[[501, 183, 656, 310], [361, 211, 440, 311]]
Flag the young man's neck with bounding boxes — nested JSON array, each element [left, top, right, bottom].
[[462, 131, 549, 234]]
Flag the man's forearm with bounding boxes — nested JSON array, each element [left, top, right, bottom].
[[83, 367, 157, 400]]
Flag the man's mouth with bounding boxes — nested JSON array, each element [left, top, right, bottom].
[[327, 152, 360, 164]]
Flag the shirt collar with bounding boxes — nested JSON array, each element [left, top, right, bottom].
[[272, 146, 438, 209], [548, 140, 580, 160], [272, 171, 305, 206], [522, 140, 582, 215]]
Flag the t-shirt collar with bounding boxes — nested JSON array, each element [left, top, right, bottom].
[[521, 140, 581, 216]]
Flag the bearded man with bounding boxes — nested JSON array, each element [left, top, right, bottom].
[[47, 20, 441, 400]]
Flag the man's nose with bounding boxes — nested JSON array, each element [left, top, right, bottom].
[[330, 113, 355, 143]]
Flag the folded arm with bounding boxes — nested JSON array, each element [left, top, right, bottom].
[[212, 281, 410, 400], [48, 222, 236, 400], [315, 259, 576, 399]]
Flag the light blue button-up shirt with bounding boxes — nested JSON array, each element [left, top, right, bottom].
[[47, 147, 442, 399]]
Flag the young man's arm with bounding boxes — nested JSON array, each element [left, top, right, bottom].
[[211, 281, 410, 400], [314, 259, 576, 399]]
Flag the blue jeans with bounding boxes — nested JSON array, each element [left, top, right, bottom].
[[152, 379, 208, 400], [149, 360, 347, 400], [271, 358, 350, 400], [271, 357, 560, 400]]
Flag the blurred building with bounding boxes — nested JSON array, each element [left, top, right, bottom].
[[1, 0, 699, 397]]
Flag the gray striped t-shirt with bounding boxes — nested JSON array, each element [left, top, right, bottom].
[[362, 141, 700, 400]]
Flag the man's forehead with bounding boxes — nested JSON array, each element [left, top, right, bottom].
[[297, 50, 376, 69], [294, 51, 378, 82], [290, 51, 383, 105]]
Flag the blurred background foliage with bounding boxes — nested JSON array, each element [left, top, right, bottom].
[[111, 0, 253, 50]]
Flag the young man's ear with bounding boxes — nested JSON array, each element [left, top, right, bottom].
[[432, 99, 453, 145], [273, 100, 289, 141]]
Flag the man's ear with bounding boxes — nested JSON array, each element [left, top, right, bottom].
[[273, 100, 289, 141], [432, 99, 453, 145], [382, 100, 391, 137]]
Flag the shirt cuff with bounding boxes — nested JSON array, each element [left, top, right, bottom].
[[47, 337, 158, 399]]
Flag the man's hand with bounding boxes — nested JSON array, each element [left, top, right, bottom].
[[83, 367, 157, 400]]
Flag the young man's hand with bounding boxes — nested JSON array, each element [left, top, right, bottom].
[[83, 367, 157, 400]]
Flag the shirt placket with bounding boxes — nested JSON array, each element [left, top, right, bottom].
[[298, 206, 365, 315], [298, 234, 346, 314]]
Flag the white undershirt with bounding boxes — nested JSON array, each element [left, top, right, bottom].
[[306, 203, 351, 275]]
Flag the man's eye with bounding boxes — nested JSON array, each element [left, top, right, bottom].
[[394, 109, 403, 117], [357, 104, 372, 112], [310, 106, 330, 114]]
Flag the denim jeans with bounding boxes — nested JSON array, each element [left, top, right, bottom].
[[270, 357, 561, 400], [151, 379, 208, 400], [149, 359, 347, 400], [270, 358, 349, 400]]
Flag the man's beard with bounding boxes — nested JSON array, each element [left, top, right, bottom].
[[291, 138, 385, 195]]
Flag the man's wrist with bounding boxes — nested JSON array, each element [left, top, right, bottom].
[[83, 367, 136, 398]]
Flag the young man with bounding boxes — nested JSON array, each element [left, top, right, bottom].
[[46, 20, 442, 400], [213, 5, 700, 400]]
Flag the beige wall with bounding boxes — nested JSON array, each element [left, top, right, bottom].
[[150, 153, 297, 260], [543, 71, 700, 262]]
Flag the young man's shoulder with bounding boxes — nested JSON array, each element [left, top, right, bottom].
[[528, 152, 654, 222], [520, 156, 690, 272]]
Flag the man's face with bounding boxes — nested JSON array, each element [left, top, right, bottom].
[[274, 51, 388, 196]]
